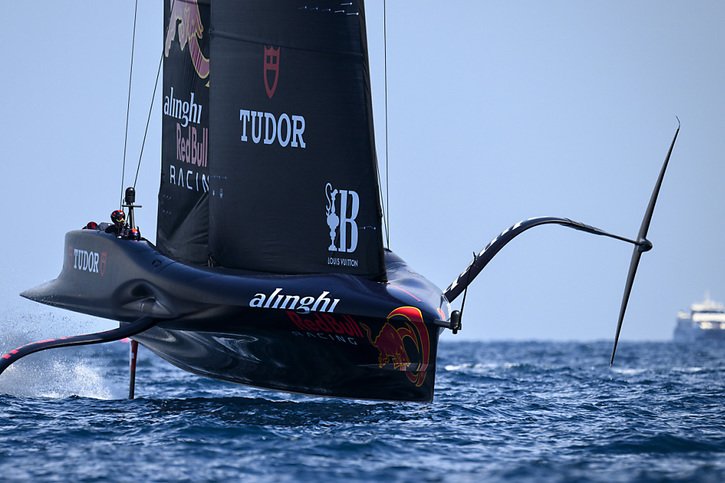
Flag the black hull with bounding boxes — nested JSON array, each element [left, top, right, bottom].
[[21, 230, 448, 401], [137, 321, 438, 402]]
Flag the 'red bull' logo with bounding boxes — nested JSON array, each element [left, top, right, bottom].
[[286, 311, 362, 346], [264, 46, 281, 99], [362, 306, 431, 387], [165, 0, 210, 81]]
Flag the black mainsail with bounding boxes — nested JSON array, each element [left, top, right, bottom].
[[158, 0, 211, 265], [209, 0, 385, 279], [158, 0, 385, 279]]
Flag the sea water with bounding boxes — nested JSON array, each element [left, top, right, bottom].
[[0, 320, 723, 482]]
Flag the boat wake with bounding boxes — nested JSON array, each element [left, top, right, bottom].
[[0, 310, 121, 399], [0, 357, 116, 399]]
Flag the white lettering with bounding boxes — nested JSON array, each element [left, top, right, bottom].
[[251, 111, 263, 144], [338, 189, 359, 253], [250, 293, 265, 308], [168, 164, 209, 193], [240, 109, 251, 142], [279, 295, 300, 310], [291, 115, 306, 148], [249, 289, 340, 314], [311, 291, 333, 313], [263, 288, 283, 309], [263, 112, 277, 145], [72, 248, 102, 274], [277, 114, 291, 147], [185, 170, 193, 190], [164, 87, 203, 127], [239, 108, 306, 149], [297, 296, 316, 314]]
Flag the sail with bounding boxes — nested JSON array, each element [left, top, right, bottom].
[[157, 0, 211, 265], [207, 0, 386, 279]]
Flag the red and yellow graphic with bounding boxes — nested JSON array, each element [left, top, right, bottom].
[[363, 306, 431, 387], [165, 0, 210, 80]]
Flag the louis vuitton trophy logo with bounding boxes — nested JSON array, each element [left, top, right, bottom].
[[325, 183, 359, 254]]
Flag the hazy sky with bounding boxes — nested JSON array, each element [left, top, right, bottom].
[[1, 1, 723, 342]]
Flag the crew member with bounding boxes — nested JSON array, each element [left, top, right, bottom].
[[106, 209, 128, 237]]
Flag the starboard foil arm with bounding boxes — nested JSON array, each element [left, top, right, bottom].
[[445, 124, 680, 363], [0, 316, 157, 376], [443, 216, 646, 303]]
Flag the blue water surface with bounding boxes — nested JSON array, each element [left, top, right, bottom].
[[0, 327, 722, 482]]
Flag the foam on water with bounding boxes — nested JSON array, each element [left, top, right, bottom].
[[0, 308, 123, 399], [610, 367, 648, 376], [0, 357, 116, 399]]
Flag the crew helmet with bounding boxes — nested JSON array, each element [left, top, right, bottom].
[[111, 209, 126, 225]]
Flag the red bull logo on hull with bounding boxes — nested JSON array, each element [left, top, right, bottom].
[[165, 0, 210, 81], [363, 307, 431, 387], [287, 312, 363, 346]]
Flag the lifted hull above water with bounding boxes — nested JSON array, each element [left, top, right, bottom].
[[3, 1, 681, 402], [21, 230, 447, 401], [137, 315, 437, 401]]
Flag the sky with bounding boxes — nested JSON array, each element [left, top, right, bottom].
[[1, 1, 724, 343]]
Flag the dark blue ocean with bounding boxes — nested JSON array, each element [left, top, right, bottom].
[[0, 322, 723, 482]]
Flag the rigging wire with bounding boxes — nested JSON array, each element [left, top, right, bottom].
[[119, 0, 139, 209], [132, 0, 176, 190], [373, 1, 390, 249], [133, 53, 163, 189], [383, 0, 391, 248]]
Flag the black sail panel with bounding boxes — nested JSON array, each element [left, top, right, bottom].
[[157, 0, 211, 265], [208, 0, 385, 279]]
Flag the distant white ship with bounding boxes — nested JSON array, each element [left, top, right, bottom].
[[674, 293, 725, 342]]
